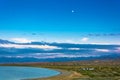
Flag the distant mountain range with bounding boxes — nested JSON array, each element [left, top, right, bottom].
[[0, 39, 14, 44], [0, 39, 120, 63]]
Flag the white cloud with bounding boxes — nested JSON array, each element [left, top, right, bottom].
[[90, 42, 120, 45], [68, 48, 80, 50], [0, 44, 61, 50], [10, 38, 34, 43], [2, 53, 100, 59], [114, 47, 120, 53], [81, 37, 89, 42], [95, 49, 110, 52]]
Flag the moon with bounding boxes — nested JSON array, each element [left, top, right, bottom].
[[72, 10, 74, 13]]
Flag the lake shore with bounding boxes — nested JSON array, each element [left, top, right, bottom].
[[0, 60, 120, 80], [0, 64, 83, 80], [32, 69, 83, 80]]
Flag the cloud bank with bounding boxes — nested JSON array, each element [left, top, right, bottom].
[[0, 44, 61, 50], [0, 39, 120, 62], [10, 38, 34, 43]]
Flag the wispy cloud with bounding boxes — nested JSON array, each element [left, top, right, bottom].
[[95, 49, 110, 52], [81, 37, 89, 42], [90, 42, 120, 45], [68, 48, 80, 50], [114, 47, 120, 53], [10, 38, 34, 43], [2, 53, 100, 59], [0, 44, 61, 50], [87, 33, 120, 36]]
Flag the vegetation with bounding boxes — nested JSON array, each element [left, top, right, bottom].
[[0, 60, 120, 80]]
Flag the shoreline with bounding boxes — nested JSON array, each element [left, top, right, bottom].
[[20, 67, 83, 80], [32, 69, 82, 80], [0, 65, 83, 80], [0, 65, 82, 80], [0, 60, 120, 80]]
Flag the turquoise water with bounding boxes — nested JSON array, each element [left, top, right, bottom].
[[0, 66, 60, 80]]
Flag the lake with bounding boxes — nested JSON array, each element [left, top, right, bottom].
[[0, 66, 60, 80]]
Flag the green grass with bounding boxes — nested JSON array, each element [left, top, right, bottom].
[[39, 65, 120, 79]]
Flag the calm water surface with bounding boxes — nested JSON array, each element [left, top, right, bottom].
[[0, 66, 60, 80]]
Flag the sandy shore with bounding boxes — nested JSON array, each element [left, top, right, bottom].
[[0, 64, 83, 80], [30, 69, 83, 80]]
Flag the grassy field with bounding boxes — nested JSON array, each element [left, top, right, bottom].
[[0, 60, 120, 80]]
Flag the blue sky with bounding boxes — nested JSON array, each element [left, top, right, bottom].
[[0, 0, 120, 44]]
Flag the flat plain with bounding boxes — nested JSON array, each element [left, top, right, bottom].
[[1, 60, 120, 80]]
